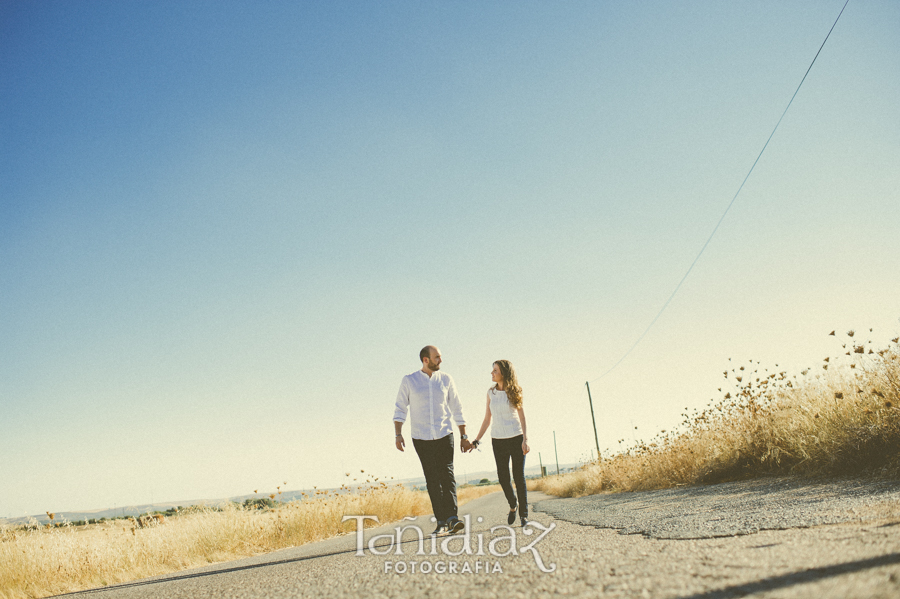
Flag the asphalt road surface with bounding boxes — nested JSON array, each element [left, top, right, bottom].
[[60, 477, 900, 598]]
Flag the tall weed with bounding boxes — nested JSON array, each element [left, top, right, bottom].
[[534, 333, 900, 497]]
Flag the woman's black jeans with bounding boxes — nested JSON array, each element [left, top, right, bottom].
[[492, 434, 527, 518]]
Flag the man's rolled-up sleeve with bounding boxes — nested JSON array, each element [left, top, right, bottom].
[[393, 378, 409, 423]]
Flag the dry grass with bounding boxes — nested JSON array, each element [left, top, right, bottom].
[[534, 332, 900, 498], [0, 475, 500, 599]]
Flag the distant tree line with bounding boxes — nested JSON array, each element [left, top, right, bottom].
[[12, 500, 288, 530]]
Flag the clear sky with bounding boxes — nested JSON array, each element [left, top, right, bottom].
[[2, 1, 898, 518]]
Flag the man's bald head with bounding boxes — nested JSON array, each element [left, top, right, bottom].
[[420, 346, 442, 372]]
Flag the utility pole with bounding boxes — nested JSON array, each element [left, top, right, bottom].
[[553, 431, 560, 476], [539, 452, 544, 477], [586, 381, 600, 461]]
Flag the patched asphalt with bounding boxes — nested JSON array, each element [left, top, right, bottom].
[[534, 476, 900, 539]]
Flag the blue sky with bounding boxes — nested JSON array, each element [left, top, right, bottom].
[[2, 1, 898, 518]]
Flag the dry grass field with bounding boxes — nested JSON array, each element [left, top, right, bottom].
[[534, 332, 900, 498], [0, 477, 499, 599]]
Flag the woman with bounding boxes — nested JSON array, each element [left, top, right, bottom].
[[472, 360, 530, 526]]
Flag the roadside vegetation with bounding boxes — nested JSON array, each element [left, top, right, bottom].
[[534, 331, 900, 498], [0, 474, 499, 599]]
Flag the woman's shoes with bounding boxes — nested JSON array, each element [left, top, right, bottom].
[[521, 517, 528, 527], [508, 506, 517, 525]]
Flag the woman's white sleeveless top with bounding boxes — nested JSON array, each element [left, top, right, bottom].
[[489, 389, 523, 439]]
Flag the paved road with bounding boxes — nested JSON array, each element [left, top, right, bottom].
[[61, 477, 900, 598]]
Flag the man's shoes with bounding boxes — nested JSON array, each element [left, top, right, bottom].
[[447, 517, 465, 534], [521, 517, 528, 528], [431, 521, 446, 535], [507, 507, 517, 526]]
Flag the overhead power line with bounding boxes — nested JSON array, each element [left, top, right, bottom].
[[588, 0, 852, 384]]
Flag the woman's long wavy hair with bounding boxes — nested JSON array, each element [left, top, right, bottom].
[[492, 360, 523, 409]]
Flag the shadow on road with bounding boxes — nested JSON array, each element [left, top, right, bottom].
[[677, 552, 900, 599], [53, 537, 424, 597]]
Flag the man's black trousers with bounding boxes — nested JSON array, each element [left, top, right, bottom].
[[412, 433, 458, 524]]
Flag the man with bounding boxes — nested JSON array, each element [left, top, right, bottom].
[[394, 345, 473, 534]]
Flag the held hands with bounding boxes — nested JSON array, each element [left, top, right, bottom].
[[395, 435, 478, 453]]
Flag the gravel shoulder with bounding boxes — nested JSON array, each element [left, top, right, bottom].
[[59, 477, 900, 599]]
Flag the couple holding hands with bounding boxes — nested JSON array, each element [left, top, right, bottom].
[[393, 345, 529, 535]]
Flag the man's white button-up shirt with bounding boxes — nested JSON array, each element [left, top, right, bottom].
[[393, 370, 466, 441]]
